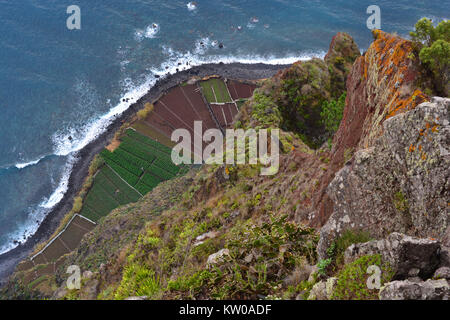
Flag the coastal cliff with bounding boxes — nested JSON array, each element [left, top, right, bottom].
[[1, 26, 448, 300]]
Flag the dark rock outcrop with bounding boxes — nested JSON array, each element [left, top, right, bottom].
[[344, 233, 441, 280]]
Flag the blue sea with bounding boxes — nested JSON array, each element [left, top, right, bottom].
[[0, 0, 448, 254]]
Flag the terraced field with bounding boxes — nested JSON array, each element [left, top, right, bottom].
[[227, 80, 257, 100], [211, 103, 239, 127], [80, 129, 182, 222], [20, 215, 96, 270], [200, 78, 233, 103]]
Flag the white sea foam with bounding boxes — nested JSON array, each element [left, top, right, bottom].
[[187, 2, 197, 11], [0, 204, 47, 255], [40, 155, 76, 209], [194, 37, 217, 55], [0, 154, 76, 255], [134, 23, 160, 42], [15, 157, 44, 169]]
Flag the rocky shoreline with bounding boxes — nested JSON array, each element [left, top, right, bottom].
[[0, 62, 290, 286]]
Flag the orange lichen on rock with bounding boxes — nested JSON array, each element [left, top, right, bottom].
[[387, 89, 428, 119], [366, 30, 429, 120], [431, 125, 439, 133]]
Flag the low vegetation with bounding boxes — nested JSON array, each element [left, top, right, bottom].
[[137, 103, 154, 120], [320, 93, 346, 139], [331, 254, 393, 300]]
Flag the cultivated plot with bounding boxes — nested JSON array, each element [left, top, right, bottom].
[[199, 78, 233, 103], [80, 129, 182, 222]]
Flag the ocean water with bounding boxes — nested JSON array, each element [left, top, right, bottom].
[[0, 0, 448, 255]]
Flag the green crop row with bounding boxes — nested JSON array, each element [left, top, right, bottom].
[[114, 148, 152, 170], [101, 166, 141, 201], [200, 79, 232, 103], [105, 161, 140, 186], [211, 78, 232, 103], [101, 149, 143, 177], [120, 136, 161, 161], [153, 157, 179, 175], [83, 183, 118, 218], [95, 170, 132, 205], [90, 182, 121, 208], [135, 181, 154, 195], [199, 81, 216, 103], [141, 172, 161, 188], [126, 129, 172, 155], [119, 138, 157, 163], [149, 164, 174, 181], [80, 205, 101, 223]]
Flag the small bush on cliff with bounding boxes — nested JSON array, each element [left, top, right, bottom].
[[410, 18, 450, 96], [321, 230, 372, 277], [251, 91, 282, 127], [88, 154, 104, 176], [320, 92, 346, 137], [72, 196, 83, 213]]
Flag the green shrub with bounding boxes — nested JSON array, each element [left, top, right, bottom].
[[88, 154, 104, 176], [331, 254, 393, 300], [114, 263, 161, 299], [393, 191, 409, 213], [317, 258, 332, 276], [167, 270, 213, 293], [320, 92, 346, 136], [410, 18, 450, 95], [329, 230, 372, 272], [205, 214, 318, 299], [251, 92, 282, 127], [137, 103, 154, 120], [72, 196, 83, 213]]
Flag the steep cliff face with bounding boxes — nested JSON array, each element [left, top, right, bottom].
[[318, 97, 449, 259], [313, 30, 430, 227]]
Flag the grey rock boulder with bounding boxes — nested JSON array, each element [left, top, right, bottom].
[[379, 279, 449, 300], [206, 249, 230, 268], [307, 281, 327, 300], [307, 277, 337, 300], [434, 267, 450, 280], [344, 233, 440, 279]]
